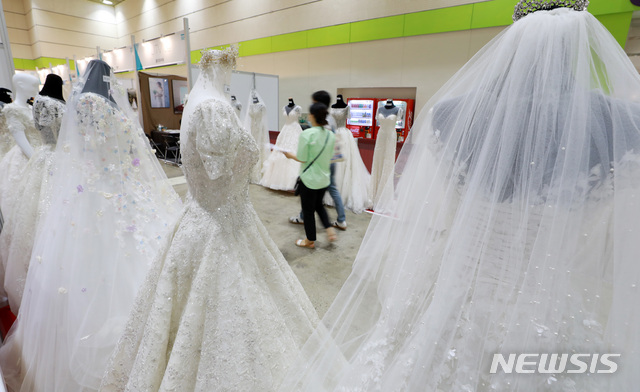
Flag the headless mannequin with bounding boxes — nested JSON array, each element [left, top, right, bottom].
[[331, 94, 347, 109], [285, 98, 295, 115], [231, 95, 242, 113], [377, 98, 401, 118], [8, 74, 39, 159]]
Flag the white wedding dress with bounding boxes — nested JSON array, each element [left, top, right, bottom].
[[0, 103, 41, 224], [326, 107, 372, 213], [0, 107, 12, 159], [281, 8, 640, 392], [0, 95, 65, 314], [101, 53, 318, 391], [244, 91, 270, 184], [369, 112, 397, 209], [260, 105, 302, 190], [0, 60, 181, 392]]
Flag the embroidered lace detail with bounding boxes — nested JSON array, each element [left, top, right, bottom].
[[101, 98, 318, 392], [33, 95, 65, 145]]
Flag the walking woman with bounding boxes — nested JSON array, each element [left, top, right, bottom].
[[285, 102, 336, 248]]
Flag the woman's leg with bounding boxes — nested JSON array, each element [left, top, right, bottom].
[[299, 182, 317, 241], [314, 187, 331, 229]]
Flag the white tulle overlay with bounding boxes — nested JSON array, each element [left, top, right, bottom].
[[0, 95, 65, 314], [101, 56, 318, 391], [0, 61, 181, 392], [260, 105, 302, 191], [369, 113, 397, 209], [281, 8, 640, 392], [0, 103, 41, 225], [326, 107, 372, 213], [244, 90, 270, 184]]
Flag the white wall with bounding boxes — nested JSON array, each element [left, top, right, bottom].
[[237, 26, 504, 128], [114, 0, 488, 49]]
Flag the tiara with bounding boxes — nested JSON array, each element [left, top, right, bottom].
[[199, 45, 239, 69], [513, 0, 588, 22]]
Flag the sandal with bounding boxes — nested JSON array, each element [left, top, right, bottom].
[[326, 227, 337, 242], [296, 239, 315, 249], [289, 216, 304, 224]]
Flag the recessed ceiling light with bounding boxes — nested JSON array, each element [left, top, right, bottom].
[[103, 0, 113, 4]]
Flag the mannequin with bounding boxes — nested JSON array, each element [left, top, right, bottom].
[[332, 94, 347, 109], [7, 74, 39, 159], [377, 98, 401, 118], [285, 97, 295, 114], [231, 94, 242, 115], [0, 88, 11, 107]]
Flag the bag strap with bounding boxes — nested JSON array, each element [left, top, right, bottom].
[[302, 130, 330, 174]]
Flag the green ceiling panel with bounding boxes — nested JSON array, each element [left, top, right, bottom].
[[589, 0, 638, 14], [471, 0, 516, 29], [404, 5, 474, 36], [350, 15, 405, 43], [596, 12, 634, 48], [239, 36, 272, 57], [271, 31, 308, 52], [307, 24, 351, 48]]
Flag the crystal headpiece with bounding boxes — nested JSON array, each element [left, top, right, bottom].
[[199, 45, 239, 69], [513, 0, 588, 22]]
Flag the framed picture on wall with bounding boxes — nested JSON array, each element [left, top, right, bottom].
[[149, 77, 170, 108], [172, 79, 188, 114]]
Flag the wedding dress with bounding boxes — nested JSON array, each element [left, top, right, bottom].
[[369, 112, 397, 209], [0, 107, 12, 158], [281, 7, 640, 391], [0, 95, 65, 314], [0, 103, 41, 223], [0, 60, 181, 392], [260, 105, 302, 190], [101, 48, 318, 392], [325, 107, 372, 213], [244, 90, 270, 184]]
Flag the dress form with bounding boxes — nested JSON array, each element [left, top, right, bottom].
[[285, 98, 295, 115], [8, 74, 39, 159]]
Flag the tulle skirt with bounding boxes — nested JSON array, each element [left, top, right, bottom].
[[260, 122, 301, 191], [0, 145, 55, 314], [325, 127, 372, 213], [100, 199, 318, 391]]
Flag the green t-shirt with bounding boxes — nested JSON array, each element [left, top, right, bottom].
[[297, 126, 335, 190]]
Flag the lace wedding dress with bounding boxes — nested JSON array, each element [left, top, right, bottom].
[[0, 60, 181, 392], [0, 107, 12, 158], [0, 103, 41, 225], [244, 91, 270, 184], [281, 8, 640, 392], [325, 107, 372, 213], [260, 105, 302, 190], [0, 95, 65, 314], [101, 50, 318, 391], [369, 113, 397, 209]]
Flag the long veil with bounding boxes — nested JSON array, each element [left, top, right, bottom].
[[0, 60, 181, 391], [281, 8, 640, 391]]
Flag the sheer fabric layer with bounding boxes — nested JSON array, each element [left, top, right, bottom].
[[0, 82, 181, 391], [281, 9, 640, 392]]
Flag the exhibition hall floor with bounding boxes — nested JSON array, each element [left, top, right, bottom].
[[162, 162, 372, 317]]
